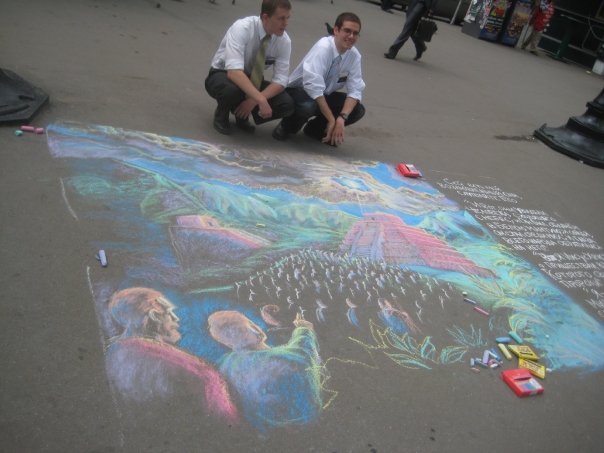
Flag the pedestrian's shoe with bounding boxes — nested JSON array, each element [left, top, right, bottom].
[[213, 106, 231, 135], [384, 52, 396, 60], [413, 43, 427, 61], [236, 117, 255, 133], [272, 122, 289, 141]]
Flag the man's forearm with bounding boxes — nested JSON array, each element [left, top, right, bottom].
[[260, 82, 285, 101], [315, 96, 335, 123], [340, 97, 358, 117], [227, 70, 266, 104]]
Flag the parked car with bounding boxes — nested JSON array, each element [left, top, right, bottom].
[[380, 0, 472, 25]]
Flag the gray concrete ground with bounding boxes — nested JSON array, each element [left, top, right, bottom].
[[1, 0, 603, 452]]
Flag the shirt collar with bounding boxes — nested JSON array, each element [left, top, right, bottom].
[[256, 16, 270, 41], [329, 35, 349, 58]]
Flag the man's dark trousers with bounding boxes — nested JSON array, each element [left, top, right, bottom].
[[205, 69, 294, 124], [280, 88, 365, 139]]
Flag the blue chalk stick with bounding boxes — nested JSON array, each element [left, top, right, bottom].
[[508, 331, 524, 344], [98, 249, 108, 267], [463, 297, 477, 305], [496, 336, 511, 344], [489, 349, 501, 361]]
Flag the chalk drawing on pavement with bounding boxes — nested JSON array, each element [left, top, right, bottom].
[[46, 122, 604, 432]]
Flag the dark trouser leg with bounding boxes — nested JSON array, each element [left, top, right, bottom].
[[205, 69, 246, 112], [387, 3, 426, 55], [411, 33, 427, 57], [304, 92, 365, 140], [205, 70, 294, 124], [280, 87, 318, 134]]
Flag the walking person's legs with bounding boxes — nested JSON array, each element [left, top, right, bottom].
[[384, 2, 426, 59], [527, 30, 543, 53], [410, 34, 427, 61]]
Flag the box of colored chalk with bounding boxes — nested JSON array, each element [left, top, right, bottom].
[[501, 368, 544, 397]]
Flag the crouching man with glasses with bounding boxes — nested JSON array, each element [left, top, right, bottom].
[[272, 12, 366, 147]]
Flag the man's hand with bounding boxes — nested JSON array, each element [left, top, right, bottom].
[[227, 70, 274, 119], [293, 312, 314, 330], [234, 97, 258, 119], [322, 117, 345, 146], [257, 97, 272, 119]]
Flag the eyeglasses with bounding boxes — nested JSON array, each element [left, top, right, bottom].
[[340, 27, 360, 37]]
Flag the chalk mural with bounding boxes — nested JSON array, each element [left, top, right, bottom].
[[47, 122, 604, 432]]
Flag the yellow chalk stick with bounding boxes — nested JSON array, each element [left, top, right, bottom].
[[498, 343, 513, 360]]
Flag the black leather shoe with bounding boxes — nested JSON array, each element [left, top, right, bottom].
[[413, 43, 427, 61], [213, 106, 231, 135], [236, 117, 255, 133], [384, 52, 396, 60], [272, 122, 289, 141]]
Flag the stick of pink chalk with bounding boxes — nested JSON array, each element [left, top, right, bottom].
[[20, 125, 35, 132], [473, 306, 490, 316], [34, 127, 45, 134]]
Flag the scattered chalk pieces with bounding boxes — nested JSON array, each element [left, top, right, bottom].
[[509, 331, 524, 344], [473, 306, 489, 316], [19, 125, 45, 135]]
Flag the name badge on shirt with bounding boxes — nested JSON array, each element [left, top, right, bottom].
[[337, 71, 349, 83]]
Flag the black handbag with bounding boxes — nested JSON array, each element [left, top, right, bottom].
[[414, 18, 438, 42]]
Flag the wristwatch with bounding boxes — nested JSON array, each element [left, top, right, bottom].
[[339, 112, 349, 121]]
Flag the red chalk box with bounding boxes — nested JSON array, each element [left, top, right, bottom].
[[397, 163, 421, 178], [501, 368, 544, 397]]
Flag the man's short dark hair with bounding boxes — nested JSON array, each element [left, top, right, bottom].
[[261, 0, 291, 17], [335, 12, 361, 30]]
